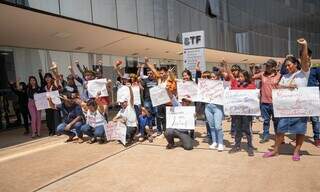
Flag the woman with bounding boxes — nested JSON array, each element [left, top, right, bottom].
[[263, 53, 310, 160], [27, 76, 42, 138], [40, 69, 62, 136]]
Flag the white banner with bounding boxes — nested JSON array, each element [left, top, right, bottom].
[[105, 121, 127, 145], [87, 78, 108, 98], [177, 80, 198, 101], [272, 87, 320, 117], [197, 79, 224, 105], [224, 89, 261, 116], [150, 86, 170, 107], [166, 106, 195, 130], [34, 91, 61, 110]]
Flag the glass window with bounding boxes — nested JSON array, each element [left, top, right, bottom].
[[168, 0, 181, 42], [137, 0, 155, 36], [116, 0, 138, 32], [154, 0, 169, 39], [91, 0, 117, 28], [60, 0, 92, 22]]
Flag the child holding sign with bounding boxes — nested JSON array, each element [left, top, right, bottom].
[[223, 62, 256, 156]]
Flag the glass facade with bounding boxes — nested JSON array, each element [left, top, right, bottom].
[[3, 0, 320, 58]]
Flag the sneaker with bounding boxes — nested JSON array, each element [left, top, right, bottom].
[[209, 143, 217, 150], [247, 148, 254, 156], [138, 137, 145, 142], [88, 137, 96, 144], [98, 138, 105, 144], [157, 132, 162, 136], [228, 147, 241, 154], [217, 144, 224, 152], [259, 137, 269, 144], [136, 133, 142, 138], [315, 139, 320, 148]]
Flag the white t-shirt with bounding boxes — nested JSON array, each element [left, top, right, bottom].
[[279, 70, 310, 88], [116, 105, 137, 127], [86, 110, 106, 128]]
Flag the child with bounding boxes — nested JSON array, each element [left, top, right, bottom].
[[137, 107, 153, 142], [113, 86, 138, 145], [224, 62, 256, 156], [81, 97, 106, 144]]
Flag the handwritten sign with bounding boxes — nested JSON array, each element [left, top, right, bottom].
[[34, 91, 61, 110], [87, 78, 108, 98], [177, 80, 198, 101], [132, 86, 141, 105], [166, 106, 195, 130], [150, 86, 170, 107], [117, 86, 130, 103], [197, 79, 224, 105], [272, 87, 320, 117], [224, 89, 261, 116], [105, 121, 127, 145]]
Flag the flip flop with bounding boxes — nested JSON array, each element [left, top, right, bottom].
[[262, 151, 277, 158], [292, 154, 300, 161]]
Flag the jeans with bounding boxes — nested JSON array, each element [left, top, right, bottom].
[[164, 128, 193, 150], [311, 116, 320, 140], [156, 104, 166, 133], [56, 122, 83, 137], [143, 99, 156, 125], [261, 103, 278, 139], [81, 124, 105, 138], [205, 104, 224, 145], [233, 116, 253, 148]]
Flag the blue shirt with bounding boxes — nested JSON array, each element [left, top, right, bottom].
[[59, 104, 83, 124], [308, 67, 320, 88]]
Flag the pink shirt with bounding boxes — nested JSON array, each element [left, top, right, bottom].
[[253, 72, 281, 103]]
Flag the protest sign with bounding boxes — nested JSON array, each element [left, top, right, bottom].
[[166, 106, 195, 130], [177, 80, 198, 101], [150, 86, 170, 107], [224, 89, 260, 116], [105, 121, 127, 145], [87, 78, 108, 98], [272, 87, 320, 117], [197, 79, 224, 105], [117, 86, 130, 103], [132, 85, 141, 105], [34, 90, 61, 110]]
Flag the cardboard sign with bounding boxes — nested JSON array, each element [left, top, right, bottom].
[[197, 79, 224, 105], [132, 85, 141, 105], [177, 80, 198, 101], [272, 87, 320, 117], [34, 91, 61, 110], [105, 121, 127, 145], [149, 86, 170, 107], [117, 86, 130, 103], [224, 89, 261, 116], [166, 106, 195, 130], [87, 78, 108, 98]]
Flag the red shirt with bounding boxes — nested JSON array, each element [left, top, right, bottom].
[[230, 79, 256, 90], [253, 72, 280, 103]]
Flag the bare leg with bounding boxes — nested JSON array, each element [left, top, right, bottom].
[[272, 133, 285, 155], [294, 134, 304, 156]]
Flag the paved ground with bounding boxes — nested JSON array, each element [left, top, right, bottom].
[[0, 120, 319, 192]]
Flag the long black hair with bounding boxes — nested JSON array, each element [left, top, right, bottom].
[[182, 69, 193, 81], [239, 70, 252, 84], [28, 76, 39, 89], [284, 55, 301, 70]]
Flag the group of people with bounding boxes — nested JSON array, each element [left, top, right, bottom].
[[9, 38, 320, 161]]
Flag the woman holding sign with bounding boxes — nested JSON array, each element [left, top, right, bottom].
[[27, 76, 42, 138], [263, 39, 310, 161]]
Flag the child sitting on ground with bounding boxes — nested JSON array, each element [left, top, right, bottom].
[[137, 107, 154, 142]]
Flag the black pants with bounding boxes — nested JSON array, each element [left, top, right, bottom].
[[233, 116, 253, 148], [164, 128, 193, 150], [45, 109, 61, 135], [126, 126, 137, 143], [156, 105, 166, 133]]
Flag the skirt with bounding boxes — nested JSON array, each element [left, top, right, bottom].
[[277, 117, 307, 135]]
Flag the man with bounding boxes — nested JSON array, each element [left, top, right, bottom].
[[49, 94, 84, 143], [305, 48, 320, 147], [251, 59, 281, 143]]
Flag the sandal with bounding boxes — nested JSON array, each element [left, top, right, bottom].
[[262, 151, 278, 158], [292, 154, 300, 161]]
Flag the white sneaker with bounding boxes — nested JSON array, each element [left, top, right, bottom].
[[217, 144, 224, 152], [209, 143, 217, 150]]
